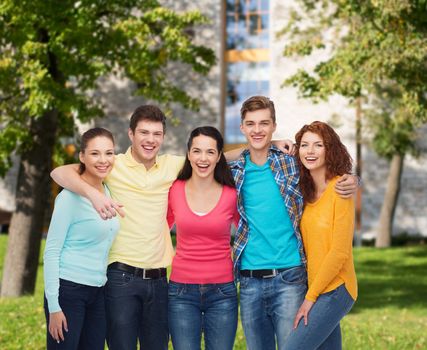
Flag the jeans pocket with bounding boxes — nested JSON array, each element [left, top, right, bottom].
[[106, 269, 134, 287], [279, 266, 307, 285], [239, 276, 249, 289], [168, 282, 185, 297], [217, 282, 237, 297], [322, 287, 340, 299], [339, 284, 355, 312]]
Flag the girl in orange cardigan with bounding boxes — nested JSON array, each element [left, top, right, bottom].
[[285, 121, 357, 350]]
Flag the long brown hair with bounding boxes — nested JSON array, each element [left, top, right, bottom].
[[295, 121, 352, 202]]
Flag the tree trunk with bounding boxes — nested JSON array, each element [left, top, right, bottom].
[[375, 153, 404, 248], [354, 96, 363, 247], [1, 109, 58, 296]]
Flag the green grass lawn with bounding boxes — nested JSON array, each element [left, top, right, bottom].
[[0, 235, 426, 349]]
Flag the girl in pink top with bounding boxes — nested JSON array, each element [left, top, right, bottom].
[[167, 126, 239, 350]]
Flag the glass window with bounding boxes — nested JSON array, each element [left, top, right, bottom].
[[225, 0, 269, 50], [224, 0, 270, 144], [260, 0, 269, 11], [249, 14, 259, 35], [261, 14, 269, 30]]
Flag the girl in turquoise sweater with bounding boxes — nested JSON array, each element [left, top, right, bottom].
[[43, 128, 119, 350]]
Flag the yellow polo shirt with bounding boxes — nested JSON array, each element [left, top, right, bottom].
[[106, 148, 184, 268]]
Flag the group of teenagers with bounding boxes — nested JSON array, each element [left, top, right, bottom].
[[43, 95, 358, 350]]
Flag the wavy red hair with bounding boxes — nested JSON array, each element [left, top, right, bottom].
[[295, 121, 353, 203]]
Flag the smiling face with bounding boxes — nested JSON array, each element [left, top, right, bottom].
[[240, 108, 276, 154], [128, 120, 164, 169], [187, 134, 220, 180], [79, 136, 115, 181], [299, 131, 326, 174]]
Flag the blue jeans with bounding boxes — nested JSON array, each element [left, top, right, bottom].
[[44, 279, 106, 350], [284, 283, 355, 350], [105, 268, 169, 350], [239, 266, 307, 350], [168, 281, 238, 350]]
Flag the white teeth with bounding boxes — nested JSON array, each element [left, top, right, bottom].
[[197, 164, 209, 168], [306, 157, 317, 161]]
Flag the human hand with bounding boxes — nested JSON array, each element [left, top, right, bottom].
[[272, 139, 295, 155], [224, 147, 244, 162], [49, 311, 68, 343], [293, 299, 314, 329], [335, 174, 358, 199], [88, 187, 125, 219]]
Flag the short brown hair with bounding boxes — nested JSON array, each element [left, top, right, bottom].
[[129, 105, 167, 133], [240, 96, 276, 123]]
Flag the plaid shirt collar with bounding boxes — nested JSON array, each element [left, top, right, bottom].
[[229, 144, 306, 280], [228, 143, 283, 172]]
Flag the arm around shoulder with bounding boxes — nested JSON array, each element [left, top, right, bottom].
[[224, 147, 244, 162], [50, 164, 124, 219], [50, 164, 87, 195], [335, 174, 359, 199]]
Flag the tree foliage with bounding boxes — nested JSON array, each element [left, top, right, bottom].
[[366, 84, 421, 159], [0, 0, 216, 175], [278, 0, 427, 138]]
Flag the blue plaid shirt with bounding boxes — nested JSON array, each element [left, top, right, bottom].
[[228, 145, 306, 279]]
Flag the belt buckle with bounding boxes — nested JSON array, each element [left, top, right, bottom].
[[142, 269, 151, 280], [262, 269, 278, 279]]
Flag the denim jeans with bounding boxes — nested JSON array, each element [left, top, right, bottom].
[[284, 283, 355, 350], [105, 268, 169, 350], [239, 266, 307, 350], [168, 281, 238, 350], [44, 279, 106, 350]]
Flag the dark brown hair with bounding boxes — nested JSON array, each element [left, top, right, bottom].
[[295, 121, 352, 202], [129, 105, 166, 133], [78, 127, 114, 174], [240, 95, 276, 123], [177, 126, 235, 187]]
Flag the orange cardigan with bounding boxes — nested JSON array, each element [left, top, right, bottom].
[[300, 176, 357, 302]]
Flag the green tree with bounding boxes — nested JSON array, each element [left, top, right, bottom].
[[0, 0, 215, 296], [278, 0, 427, 247]]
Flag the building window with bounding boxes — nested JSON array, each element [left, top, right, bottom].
[[224, 0, 270, 144]]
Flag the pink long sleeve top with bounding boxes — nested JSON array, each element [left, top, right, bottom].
[[167, 180, 239, 284]]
